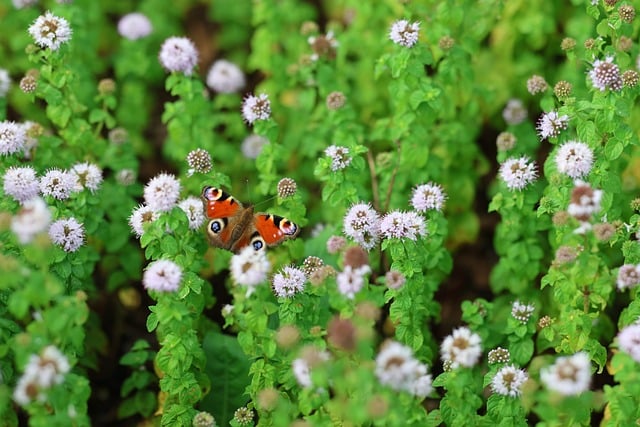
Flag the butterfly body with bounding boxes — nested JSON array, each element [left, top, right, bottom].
[[201, 186, 300, 253]]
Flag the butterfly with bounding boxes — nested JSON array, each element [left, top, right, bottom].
[[201, 186, 300, 253]]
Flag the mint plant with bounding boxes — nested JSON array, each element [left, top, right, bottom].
[[2, 1, 640, 426]]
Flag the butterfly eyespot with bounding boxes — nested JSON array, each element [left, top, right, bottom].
[[209, 219, 224, 234], [251, 236, 265, 251]]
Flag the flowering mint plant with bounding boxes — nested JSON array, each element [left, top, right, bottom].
[[1, 1, 640, 426]]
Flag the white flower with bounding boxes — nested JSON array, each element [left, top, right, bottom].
[[555, 141, 594, 179], [616, 264, 640, 291], [502, 99, 527, 125], [324, 145, 352, 171], [491, 365, 528, 397], [272, 266, 306, 298], [389, 20, 420, 47], [39, 169, 77, 200], [143, 173, 181, 212], [48, 217, 85, 252], [21, 121, 40, 158], [567, 180, 602, 221], [206, 59, 245, 93], [178, 196, 205, 230], [71, 162, 102, 193], [511, 301, 535, 323], [116, 169, 136, 186], [0, 68, 10, 97], [143, 259, 183, 292], [28, 11, 72, 51], [230, 247, 271, 292], [589, 56, 622, 91], [292, 358, 312, 388], [536, 111, 569, 140], [241, 134, 268, 159], [617, 323, 640, 363], [0, 121, 26, 156], [12, 0, 38, 9], [13, 345, 70, 406], [440, 326, 482, 369], [3, 166, 39, 204], [117, 13, 152, 40], [411, 182, 446, 212], [499, 156, 538, 191], [375, 341, 433, 397], [336, 265, 370, 299], [129, 204, 158, 237], [540, 352, 591, 396], [241, 93, 271, 124], [158, 36, 198, 76], [380, 210, 426, 241], [343, 203, 381, 250], [11, 197, 51, 244]]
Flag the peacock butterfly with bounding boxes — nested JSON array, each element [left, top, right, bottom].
[[201, 186, 300, 253]]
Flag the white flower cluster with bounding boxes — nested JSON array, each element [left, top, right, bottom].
[[13, 346, 70, 406], [375, 341, 433, 398], [440, 326, 482, 369]]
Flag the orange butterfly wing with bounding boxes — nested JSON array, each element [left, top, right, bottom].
[[255, 214, 300, 246], [201, 186, 241, 218]]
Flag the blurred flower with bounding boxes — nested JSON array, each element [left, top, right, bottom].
[[496, 132, 516, 151], [13, 345, 70, 406], [308, 31, 338, 60], [206, 59, 245, 93], [526, 74, 548, 94], [336, 265, 370, 299], [375, 341, 433, 398], [326, 235, 346, 254], [0, 68, 10, 96], [143, 259, 182, 292], [567, 181, 602, 222], [3, 166, 39, 203], [11, 197, 51, 244], [178, 196, 205, 230], [143, 173, 181, 212], [616, 264, 640, 290], [555, 141, 593, 179], [540, 352, 591, 396], [116, 169, 135, 186], [0, 121, 26, 156], [411, 182, 446, 212], [499, 156, 538, 191], [241, 134, 268, 159], [617, 323, 640, 362], [158, 36, 198, 76], [502, 99, 527, 125], [230, 247, 271, 292], [117, 13, 152, 40], [241, 93, 271, 124], [326, 91, 346, 109], [511, 300, 535, 323], [440, 326, 482, 369], [389, 20, 420, 47], [49, 217, 84, 252], [71, 162, 102, 193], [28, 11, 72, 51], [491, 365, 528, 397], [385, 270, 406, 290], [13, 0, 38, 8], [192, 411, 216, 427]]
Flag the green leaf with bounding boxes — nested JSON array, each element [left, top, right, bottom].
[[200, 331, 251, 426]]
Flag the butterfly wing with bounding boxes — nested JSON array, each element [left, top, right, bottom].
[[201, 186, 246, 251], [254, 213, 300, 247]]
